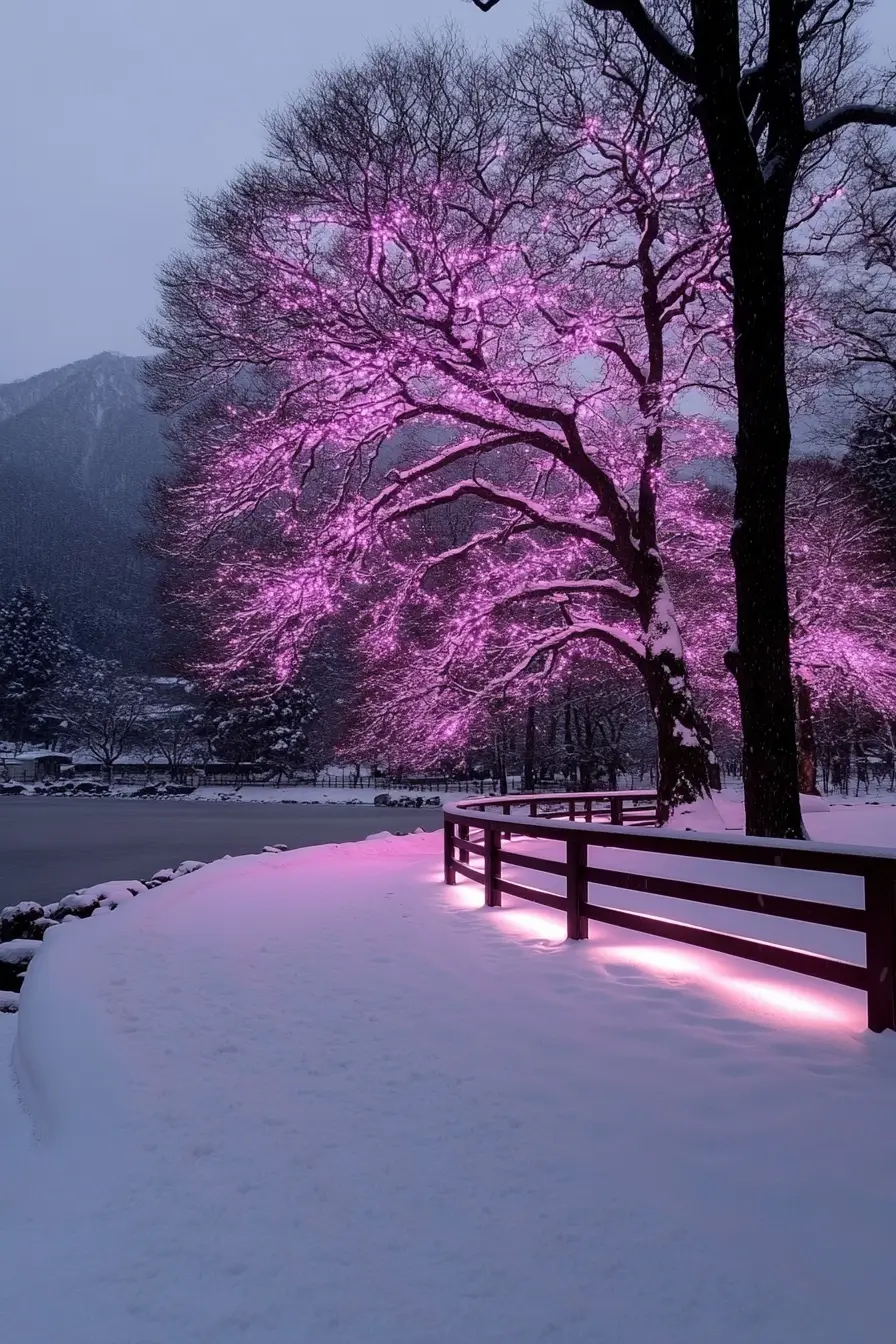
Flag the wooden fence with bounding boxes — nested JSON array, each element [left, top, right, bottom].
[[443, 791, 896, 1033]]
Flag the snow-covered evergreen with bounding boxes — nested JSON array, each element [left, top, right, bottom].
[[0, 586, 65, 747], [206, 681, 317, 781]]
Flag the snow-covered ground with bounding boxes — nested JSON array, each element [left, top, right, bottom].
[[2, 810, 896, 1341]]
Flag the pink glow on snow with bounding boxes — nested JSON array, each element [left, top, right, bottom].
[[445, 880, 565, 939], [437, 863, 864, 1031], [447, 880, 487, 911], [722, 977, 862, 1029], [497, 906, 567, 944], [600, 944, 706, 979], [595, 941, 864, 1033]]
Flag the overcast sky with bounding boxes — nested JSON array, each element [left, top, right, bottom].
[[2, 0, 894, 383]]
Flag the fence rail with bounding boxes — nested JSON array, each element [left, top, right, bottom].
[[443, 791, 896, 1033]]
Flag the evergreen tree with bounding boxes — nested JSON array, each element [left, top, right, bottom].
[[206, 681, 317, 781], [0, 587, 65, 748]]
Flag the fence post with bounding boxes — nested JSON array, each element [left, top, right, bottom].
[[444, 817, 455, 885], [865, 862, 896, 1032], [484, 823, 502, 907], [458, 823, 470, 867], [610, 796, 623, 826], [502, 801, 512, 841], [566, 836, 589, 940], [585, 798, 593, 823]]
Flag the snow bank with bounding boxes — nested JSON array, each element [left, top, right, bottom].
[[1, 830, 896, 1340]]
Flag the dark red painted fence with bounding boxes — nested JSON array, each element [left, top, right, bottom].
[[443, 792, 896, 1032]]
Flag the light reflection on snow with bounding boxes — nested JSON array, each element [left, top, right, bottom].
[[722, 977, 858, 1027], [498, 907, 566, 943], [439, 864, 864, 1032], [599, 944, 704, 978], [595, 942, 863, 1032], [443, 874, 563, 940], [448, 881, 486, 910]]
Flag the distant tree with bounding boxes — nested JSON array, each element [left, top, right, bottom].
[[300, 621, 362, 783], [835, 133, 896, 552], [146, 705, 205, 781], [845, 410, 896, 554], [205, 681, 317, 781], [686, 458, 896, 795], [787, 460, 896, 793], [0, 587, 66, 750], [53, 658, 150, 782], [557, 670, 654, 791], [836, 134, 896, 405]]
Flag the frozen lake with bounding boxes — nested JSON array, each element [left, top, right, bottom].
[[0, 797, 443, 906]]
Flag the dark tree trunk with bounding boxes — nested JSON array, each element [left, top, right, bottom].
[[682, 0, 805, 837], [563, 696, 575, 785], [726, 227, 805, 837], [795, 676, 819, 795], [637, 565, 715, 824], [523, 700, 536, 792], [573, 707, 596, 789], [494, 731, 508, 795], [644, 652, 715, 825]]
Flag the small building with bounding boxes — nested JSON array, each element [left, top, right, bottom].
[[4, 751, 73, 783]]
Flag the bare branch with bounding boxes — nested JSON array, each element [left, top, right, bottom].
[[806, 104, 896, 143]]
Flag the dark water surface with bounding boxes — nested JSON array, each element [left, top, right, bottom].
[[0, 798, 442, 906]]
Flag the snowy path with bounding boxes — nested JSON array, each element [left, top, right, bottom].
[[2, 831, 896, 1341]]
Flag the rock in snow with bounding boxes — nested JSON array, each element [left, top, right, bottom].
[[55, 881, 146, 918], [172, 860, 206, 878], [146, 868, 175, 887], [0, 901, 45, 942], [0, 938, 42, 991]]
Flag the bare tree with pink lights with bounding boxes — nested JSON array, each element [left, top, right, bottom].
[[149, 31, 742, 821]]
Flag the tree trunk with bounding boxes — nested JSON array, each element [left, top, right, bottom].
[[727, 225, 804, 837], [795, 676, 819, 795], [638, 573, 714, 825], [523, 701, 536, 792], [644, 652, 715, 825], [563, 696, 575, 786], [494, 731, 508, 796]]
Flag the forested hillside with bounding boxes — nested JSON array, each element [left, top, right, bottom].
[[0, 352, 168, 665]]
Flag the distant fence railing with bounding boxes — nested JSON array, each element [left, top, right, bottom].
[[68, 769, 545, 792], [443, 792, 896, 1033]]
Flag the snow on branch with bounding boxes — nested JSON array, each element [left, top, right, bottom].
[[373, 481, 619, 553], [805, 105, 896, 144]]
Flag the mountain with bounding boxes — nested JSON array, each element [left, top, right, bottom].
[[0, 352, 170, 666]]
